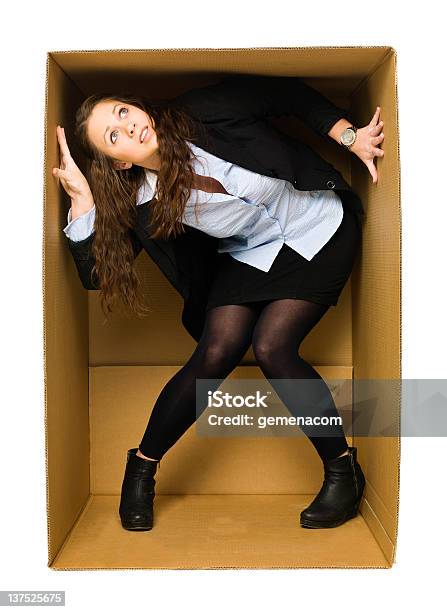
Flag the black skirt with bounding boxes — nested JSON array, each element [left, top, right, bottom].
[[205, 197, 362, 312]]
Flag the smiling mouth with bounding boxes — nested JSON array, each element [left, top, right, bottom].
[[140, 126, 149, 143]]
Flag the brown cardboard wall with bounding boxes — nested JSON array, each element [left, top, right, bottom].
[[44, 56, 90, 565], [350, 49, 401, 563]]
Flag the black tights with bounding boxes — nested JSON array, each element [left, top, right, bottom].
[[139, 298, 349, 463]]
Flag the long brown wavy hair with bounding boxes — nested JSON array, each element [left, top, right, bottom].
[[74, 92, 205, 320]]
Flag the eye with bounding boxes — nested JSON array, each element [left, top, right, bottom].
[[110, 107, 128, 143]]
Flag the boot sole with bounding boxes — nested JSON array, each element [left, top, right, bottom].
[[121, 522, 153, 531], [300, 504, 360, 529]]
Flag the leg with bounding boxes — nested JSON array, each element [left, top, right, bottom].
[[138, 303, 261, 460], [120, 302, 262, 531], [251, 298, 349, 462]]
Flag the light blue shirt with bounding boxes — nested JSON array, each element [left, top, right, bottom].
[[63, 141, 344, 272]]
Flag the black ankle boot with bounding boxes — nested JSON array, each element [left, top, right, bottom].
[[119, 448, 160, 531], [300, 446, 365, 529]]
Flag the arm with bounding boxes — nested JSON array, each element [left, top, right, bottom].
[[173, 74, 352, 137], [65, 209, 144, 290], [66, 231, 100, 290], [62, 201, 100, 289], [208, 76, 385, 183], [63, 205, 96, 242]]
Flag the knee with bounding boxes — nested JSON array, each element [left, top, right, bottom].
[[198, 341, 240, 373], [252, 340, 279, 369]]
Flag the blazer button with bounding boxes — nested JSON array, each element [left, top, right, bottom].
[[326, 180, 336, 189]]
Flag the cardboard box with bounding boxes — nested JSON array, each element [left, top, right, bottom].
[[43, 47, 401, 569]]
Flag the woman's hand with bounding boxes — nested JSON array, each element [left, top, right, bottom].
[[53, 125, 94, 206], [350, 107, 385, 184]]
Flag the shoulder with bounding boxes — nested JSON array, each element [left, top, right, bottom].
[[169, 75, 257, 124]]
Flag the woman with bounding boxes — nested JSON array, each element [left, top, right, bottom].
[[53, 74, 385, 532]]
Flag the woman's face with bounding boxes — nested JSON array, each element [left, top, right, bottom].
[[86, 100, 159, 169]]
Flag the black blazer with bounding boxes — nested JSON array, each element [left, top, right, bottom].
[[66, 74, 365, 343]]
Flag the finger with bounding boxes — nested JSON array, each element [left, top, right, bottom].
[[372, 147, 385, 157], [57, 126, 71, 156], [365, 159, 377, 184], [372, 133, 385, 145], [52, 167, 68, 179], [369, 120, 384, 135], [56, 125, 72, 158], [369, 106, 381, 126]]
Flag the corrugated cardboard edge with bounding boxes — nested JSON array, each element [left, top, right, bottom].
[[48, 45, 394, 55], [43, 50, 52, 570], [390, 45, 402, 568]]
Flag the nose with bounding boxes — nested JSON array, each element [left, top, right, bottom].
[[127, 122, 136, 137]]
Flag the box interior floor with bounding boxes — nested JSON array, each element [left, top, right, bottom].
[[43, 47, 401, 570]]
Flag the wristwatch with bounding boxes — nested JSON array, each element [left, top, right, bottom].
[[340, 125, 358, 149]]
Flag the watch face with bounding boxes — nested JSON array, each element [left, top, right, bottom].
[[341, 128, 356, 146]]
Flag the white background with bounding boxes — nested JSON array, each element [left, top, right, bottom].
[[1, 0, 445, 609]]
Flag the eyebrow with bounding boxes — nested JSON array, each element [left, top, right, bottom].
[[103, 104, 120, 144]]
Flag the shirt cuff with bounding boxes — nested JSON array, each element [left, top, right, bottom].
[[63, 205, 96, 242]]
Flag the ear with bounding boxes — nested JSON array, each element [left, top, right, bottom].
[[113, 160, 133, 171]]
